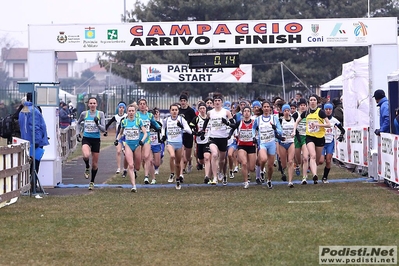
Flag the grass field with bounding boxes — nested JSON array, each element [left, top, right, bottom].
[[1, 140, 399, 265]]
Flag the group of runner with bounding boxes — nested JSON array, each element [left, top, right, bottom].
[[76, 92, 345, 192]]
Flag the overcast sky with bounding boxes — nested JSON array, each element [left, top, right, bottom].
[[0, 0, 146, 62]]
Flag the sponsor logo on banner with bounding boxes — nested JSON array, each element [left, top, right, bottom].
[[107, 29, 118, 40], [326, 23, 348, 43], [57, 31, 80, 44], [231, 68, 246, 81], [353, 21, 368, 43], [146, 66, 161, 81], [57, 32, 68, 43], [307, 24, 323, 43], [85, 27, 96, 39]]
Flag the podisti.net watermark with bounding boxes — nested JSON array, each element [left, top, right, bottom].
[[319, 246, 397, 264]]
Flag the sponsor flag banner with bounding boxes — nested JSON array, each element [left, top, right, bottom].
[[334, 127, 368, 166], [141, 64, 252, 83], [29, 18, 397, 51], [379, 133, 399, 184]]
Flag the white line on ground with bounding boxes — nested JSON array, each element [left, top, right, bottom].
[[288, 200, 332, 204]]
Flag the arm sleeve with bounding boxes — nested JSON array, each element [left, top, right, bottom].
[[182, 119, 192, 134], [76, 112, 86, 134], [105, 116, 116, 130], [97, 112, 106, 132], [252, 117, 258, 138]]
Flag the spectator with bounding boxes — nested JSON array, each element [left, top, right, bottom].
[[373, 89, 390, 135], [19, 93, 49, 192], [332, 97, 344, 125], [59, 102, 71, 129], [394, 108, 399, 134]]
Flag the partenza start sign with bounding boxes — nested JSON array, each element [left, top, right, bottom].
[[28, 18, 397, 51]]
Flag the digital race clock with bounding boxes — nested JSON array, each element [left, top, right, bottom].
[[188, 52, 240, 69]]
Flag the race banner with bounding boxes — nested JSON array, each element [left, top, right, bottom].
[[141, 64, 252, 83], [379, 133, 399, 185], [28, 18, 397, 51], [334, 127, 368, 166]]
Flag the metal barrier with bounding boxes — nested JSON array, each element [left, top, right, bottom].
[[0, 139, 31, 208]]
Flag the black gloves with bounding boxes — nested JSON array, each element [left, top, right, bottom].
[[176, 121, 184, 129], [271, 123, 277, 131], [252, 137, 257, 144], [77, 134, 82, 142], [221, 117, 229, 126], [200, 131, 205, 141], [114, 140, 119, 146], [161, 135, 167, 143], [337, 134, 344, 142], [275, 132, 286, 141], [94, 116, 99, 126], [103, 132, 108, 137], [374, 129, 381, 136], [139, 140, 144, 146]]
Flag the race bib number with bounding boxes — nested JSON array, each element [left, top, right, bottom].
[[143, 120, 151, 131], [84, 121, 99, 133], [239, 129, 252, 142], [125, 128, 139, 141], [307, 119, 320, 133], [211, 118, 223, 130], [260, 130, 274, 143], [150, 132, 158, 143]]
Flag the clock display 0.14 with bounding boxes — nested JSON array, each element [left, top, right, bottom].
[[188, 52, 240, 69]]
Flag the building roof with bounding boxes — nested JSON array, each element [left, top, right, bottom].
[[1, 48, 78, 61]]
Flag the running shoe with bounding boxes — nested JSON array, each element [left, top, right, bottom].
[[260, 171, 265, 183], [301, 178, 307, 185], [196, 163, 203, 170], [288, 182, 294, 188], [266, 180, 273, 189], [233, 166, 239, 173], [131, 186, 137, 193], [175, 180, 181, 190], [168, 173, 174, 183], [256, 178, 262, 185], [144, 176, 150, 184], [122, 170, 127, 178], [217, 172, 224, 182], [322, 177, 329, 184], [210, 177, 218, 185], [88, 182, 94, 190], [243, 182, 249, 189], [295, 166, 300, 176], [313, 175, 318, 184], [281, 173, 287, 182], [84, 168, 90, 179], [229, 171, 234, 179], [178, 175, 184, 183], [116, 168, 121, 174], [204, 176, 210, 184], [151, 179, 157, 185], [222, 176, 227, 186], [183, 168, 187, 174], [154, 168, 159, 175], [187, 164, 193, 173]]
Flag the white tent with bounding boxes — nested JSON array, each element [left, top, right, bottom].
[[341, 55, 369, 127], [59, 89, 77, 108], [320, 75, 343, 91]]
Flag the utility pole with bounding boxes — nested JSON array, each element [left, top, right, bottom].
[[280, 62, 286, 101]]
